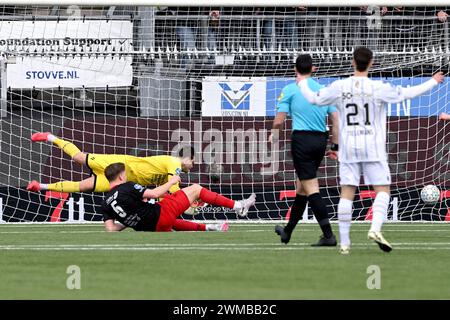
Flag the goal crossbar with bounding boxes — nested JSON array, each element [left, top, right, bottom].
[[0, 1, 449, 7]]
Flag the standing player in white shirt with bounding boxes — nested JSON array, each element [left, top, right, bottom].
[[299, 47, 445, 254]]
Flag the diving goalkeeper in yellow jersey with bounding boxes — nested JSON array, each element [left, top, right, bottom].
[[26, 132, 194, 194]]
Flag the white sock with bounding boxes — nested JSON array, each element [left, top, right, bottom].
[[233, 201, 242, 210], [370, 192, 390, 233], [39, 184, 49, 190], [205, 224, 218, 231], [338, 198, 353, 247], [47, 134, 57, 143]]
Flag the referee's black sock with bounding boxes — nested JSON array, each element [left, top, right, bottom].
[[308, 193, 334, 239], [284, 194, 308, 234]]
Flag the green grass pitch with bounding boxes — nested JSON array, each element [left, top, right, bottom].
[[1, 222, 450, 299]]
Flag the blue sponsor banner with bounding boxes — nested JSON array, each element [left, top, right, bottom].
[[266, 77, 450, 117]]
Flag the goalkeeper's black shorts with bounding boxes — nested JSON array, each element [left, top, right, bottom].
[[291, 130, 328, 180]]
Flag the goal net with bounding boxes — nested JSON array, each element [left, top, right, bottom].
[[0, 3, 449, 223]]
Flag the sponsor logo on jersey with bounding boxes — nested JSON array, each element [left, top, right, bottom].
[[106, 191, 118, 205], [342, 92, 354, 100], [134, 184, 144, 191]]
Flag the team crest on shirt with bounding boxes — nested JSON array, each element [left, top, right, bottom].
[[277, 92, 284, 101], [175, 168, 181, 175]]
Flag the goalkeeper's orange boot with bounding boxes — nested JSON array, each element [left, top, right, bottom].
[[26, 180, 41, 192], [31, 132, 51, 142]]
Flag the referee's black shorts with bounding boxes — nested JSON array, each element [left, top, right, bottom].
[[291, 130, 328, 180]]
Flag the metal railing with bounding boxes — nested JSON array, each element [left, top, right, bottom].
[[151, 14, 449, 56], [0, 12, 447, 58]]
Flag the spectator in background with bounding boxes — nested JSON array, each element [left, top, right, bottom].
[[360, 6, 389, 16], [387, 7, 449, 51], [166, 7, 220, 68], [218, 7, 261, 54], [174, 7, 197, 68], [208, 9, 220, 51], [257, 7, 308, 51], [358, 6, 389, 50], [437, 10, 448, 22], [323, 7, 370, 51], [391, 6, 449, 22]]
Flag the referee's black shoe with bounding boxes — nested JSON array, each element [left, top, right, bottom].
[[311, 234, 337, 247], [275, 225, 291, 244]]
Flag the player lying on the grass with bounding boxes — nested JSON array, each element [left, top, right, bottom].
[[101, 162, 256, 232], [440, 112, 450, 121], [26, 132, 193, 194], [299, 46, 445, 254]]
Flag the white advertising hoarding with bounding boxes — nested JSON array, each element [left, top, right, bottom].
[[0, 20, 133, 88], [202, 77, 267, 116]]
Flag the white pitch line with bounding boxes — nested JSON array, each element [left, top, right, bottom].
[[0, 243, 316, 247], [1, 242, 450, 249], [0, 243, 295, 247], [0, 228, 449, 235], [0, 230, 269, 234], [372, 229, 450, 232], [0, 231, 104, 234], [1, 246, 450, 251], [2, 242, 450, 247], [230, 229, 450, 233], [0, 224, 102, 228], [0, 246, 405, 251], [1, 222, 450, 228]]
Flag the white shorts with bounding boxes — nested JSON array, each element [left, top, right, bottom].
[[339, 161, 391, 186]]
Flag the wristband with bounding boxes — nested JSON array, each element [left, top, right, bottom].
[[330, 143, 339, 151]]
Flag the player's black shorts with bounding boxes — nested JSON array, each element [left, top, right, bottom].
[[291, 130, 328, 180]]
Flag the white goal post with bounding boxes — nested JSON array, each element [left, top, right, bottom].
[[0, 1, 449, 224]]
